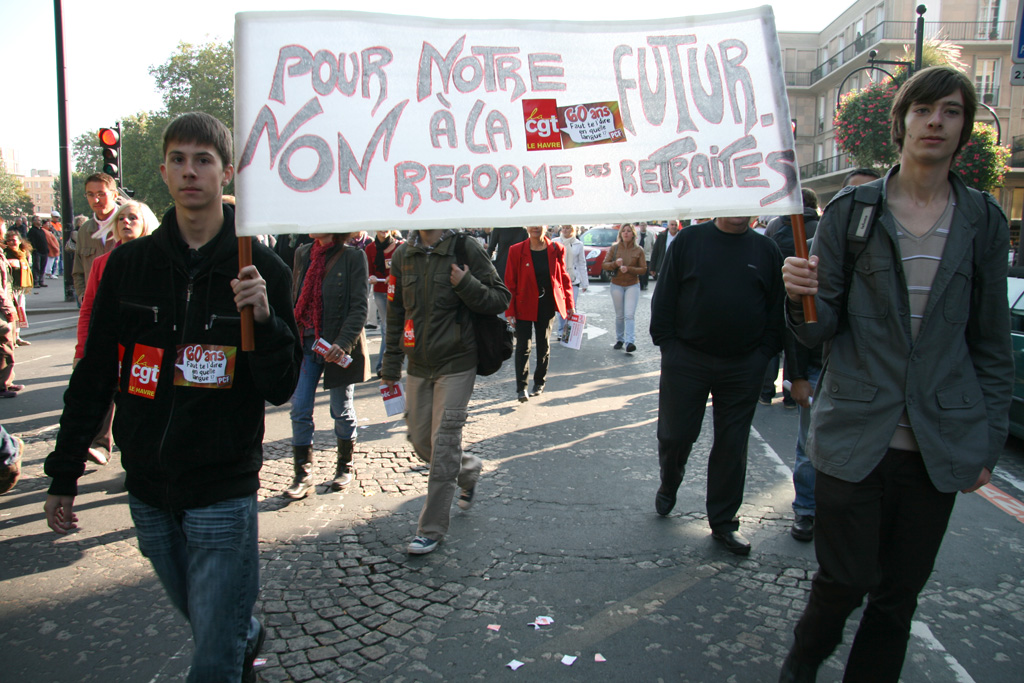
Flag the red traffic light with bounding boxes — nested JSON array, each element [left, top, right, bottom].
[[98, 128, 119, 146]]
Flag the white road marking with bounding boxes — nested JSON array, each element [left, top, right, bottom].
[[910, 621, 976, 683]]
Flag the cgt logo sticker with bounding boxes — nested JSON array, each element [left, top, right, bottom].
[[522, 99, 562, 151], [127, 344, 164, 399]]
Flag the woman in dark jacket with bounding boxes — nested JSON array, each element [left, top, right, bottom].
[[285, 232, 371, 499], [504, 225, 574, 402]]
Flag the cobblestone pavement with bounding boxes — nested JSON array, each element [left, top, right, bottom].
[[2, 287, 1023, 682]]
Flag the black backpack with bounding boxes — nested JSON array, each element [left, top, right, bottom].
[[454, 234, 513, 376]]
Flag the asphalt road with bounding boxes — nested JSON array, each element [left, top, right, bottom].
[[0, 278, 1022, 682]]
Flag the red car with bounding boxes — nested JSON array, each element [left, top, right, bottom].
[[582, 225, 662, 280], [582, 226, 620, 281]]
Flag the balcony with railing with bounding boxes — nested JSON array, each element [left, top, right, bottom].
[[800, 152, 855, 180], [801, 20, 1013, 86]]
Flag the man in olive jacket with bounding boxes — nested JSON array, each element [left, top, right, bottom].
[[779, 68, 1012, 682], [382, 229, 510, 555]]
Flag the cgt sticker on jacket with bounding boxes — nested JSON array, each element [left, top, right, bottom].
[[174, 344, 237, 389], [127, 344, 164, 399]]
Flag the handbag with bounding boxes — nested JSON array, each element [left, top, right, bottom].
[[454, 234, 512, 376]]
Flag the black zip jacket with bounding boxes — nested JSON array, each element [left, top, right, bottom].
[[45, 205, 301, 510]]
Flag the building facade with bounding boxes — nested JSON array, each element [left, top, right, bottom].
[[20, 169, 56, 217], [780, 0, 1022, 241]]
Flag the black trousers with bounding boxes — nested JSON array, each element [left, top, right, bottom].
[[656, 340, 767, 530], [514, 316, 553, 392], [790, 449, 956, 681]]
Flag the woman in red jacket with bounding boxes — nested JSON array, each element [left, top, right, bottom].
[[74, 200, 159, 464], [504, 225, 574, 403]]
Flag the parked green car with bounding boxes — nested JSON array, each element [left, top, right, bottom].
[[1008, 268, 1024, 439]]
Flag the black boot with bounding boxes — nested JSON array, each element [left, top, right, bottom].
[[284, 445, 313, 499], [778, 650, 819, 683], [331, 439, 355, 491]]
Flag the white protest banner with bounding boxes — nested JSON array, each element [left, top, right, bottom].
[[234, 8, 800, 236]]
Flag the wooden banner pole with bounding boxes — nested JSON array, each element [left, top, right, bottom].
[[239, 236, 255, 351], [790, 213, 817, 323]]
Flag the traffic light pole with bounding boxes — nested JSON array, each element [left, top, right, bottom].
[[53, 0, 76, 303]]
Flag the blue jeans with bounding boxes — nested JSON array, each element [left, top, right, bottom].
[[290, 338, 358, 446], [793, 365, 821, 516], [609, 282, 640, 344], [373, 291, 388, 372], [129, 494, 261, 682]]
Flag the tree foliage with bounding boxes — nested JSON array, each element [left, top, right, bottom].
[[72, 40, 234, 216], [952, 123, 1009, 193], [834, 79, 899, 170], [0, 152, 34, 219]]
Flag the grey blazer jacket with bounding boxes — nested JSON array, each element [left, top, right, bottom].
[[788, 168, 1012, 492]]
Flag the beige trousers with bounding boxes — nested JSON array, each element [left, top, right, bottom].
[[405, 368, 480, 541]]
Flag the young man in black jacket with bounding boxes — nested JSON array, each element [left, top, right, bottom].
[[44, 112, 301, 682]]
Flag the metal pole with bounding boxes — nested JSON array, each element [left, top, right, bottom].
[[915, 5, 927, 73], [53, 0, 76, 303]]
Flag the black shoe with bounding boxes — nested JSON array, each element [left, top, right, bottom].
[[517, 389, 529, 403], [365, 323, 378, 329], [783, 399, 797, 409], [778, 650, 820, 683], [711, 529, 751, 555], [655, 488, 676, 516], [530, 384, 545, 397], [790, 515, 814, 542], [613, 341, 624, 350], [625, 343, 636, 353], [242, 620, 266, 683]]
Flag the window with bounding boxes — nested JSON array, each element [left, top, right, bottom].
[[977, 0, 1002, 39], [817, 96, 826, 133], [821, 47, 829, 76], [837, 36, 846, 66], [976, 59, 999, 106], [816, 143, 824, 161], [1011, 187, 1024, 221]]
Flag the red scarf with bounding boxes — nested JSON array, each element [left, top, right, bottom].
[[294, 240, 330, 339]]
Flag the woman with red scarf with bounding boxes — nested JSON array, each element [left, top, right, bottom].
[[285, 233, 370, 499]]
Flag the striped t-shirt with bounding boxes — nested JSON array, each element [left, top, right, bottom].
[[889, 195, 954, 452]]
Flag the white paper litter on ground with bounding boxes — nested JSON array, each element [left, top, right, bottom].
[[595, 653, 607, 662], [507, 660, 525, 670], [561, 655, 577, 666], [528, 616, 554, 629], [487, 624, 501, 632]]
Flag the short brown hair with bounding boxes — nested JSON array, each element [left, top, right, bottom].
[[84, 172, 117, 190], [163, 112, 233, 168], [890, 66, 976, 156]]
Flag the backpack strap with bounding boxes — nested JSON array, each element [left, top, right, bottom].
[[838, 182, 883, 332]]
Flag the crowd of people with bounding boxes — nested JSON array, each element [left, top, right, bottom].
[[0, 65, 1007, 682]]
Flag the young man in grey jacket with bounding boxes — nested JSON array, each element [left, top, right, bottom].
[[779, 67, 1012, 681]]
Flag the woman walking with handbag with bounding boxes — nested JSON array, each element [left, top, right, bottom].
[[504, 226, 575, 402], [285, 232, 371, 499]]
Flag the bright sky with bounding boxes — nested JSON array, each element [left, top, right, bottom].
[[0, 0, 856, 176]]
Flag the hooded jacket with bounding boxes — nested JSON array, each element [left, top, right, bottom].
[[46, 205, 301, 510]]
